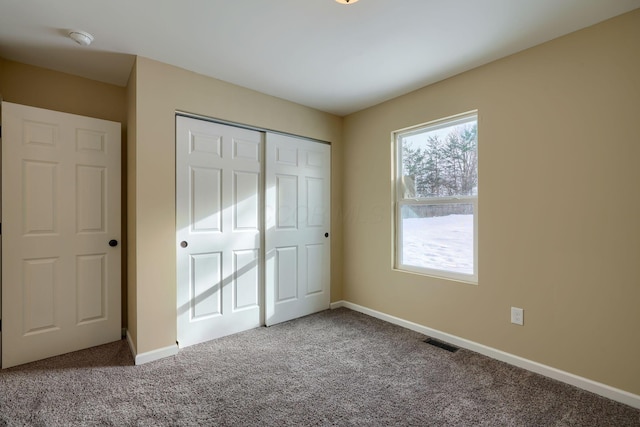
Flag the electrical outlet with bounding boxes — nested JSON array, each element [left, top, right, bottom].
[[511, 307, 524, 325]]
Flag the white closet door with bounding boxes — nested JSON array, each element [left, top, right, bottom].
[[265, 133, 331, 326], [2, 102, 121, 368], [176, 116, 262, 348]]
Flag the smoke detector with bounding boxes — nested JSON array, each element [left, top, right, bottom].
[[68, 30, 94, 46]]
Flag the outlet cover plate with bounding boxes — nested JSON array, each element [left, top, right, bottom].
[[511, 307, 524, 325]]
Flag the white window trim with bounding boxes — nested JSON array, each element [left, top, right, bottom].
[[392, 111, 478, 284]]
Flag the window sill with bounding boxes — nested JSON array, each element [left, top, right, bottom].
[[393, 266, 478, 285]]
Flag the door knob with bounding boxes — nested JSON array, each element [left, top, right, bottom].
[[325, 232, 329, 238], [180, 241, 188, 248], [109, 239, 118, 247]]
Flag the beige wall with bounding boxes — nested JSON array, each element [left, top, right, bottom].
[[0, 58, 129, 329], [0, 58, 126, 124], [342, 9, 640, 395], [129, 57, 343, 354]]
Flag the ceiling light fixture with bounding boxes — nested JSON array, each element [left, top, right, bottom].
[[68, 30, 94, 46], [336, 0, 359, 4]]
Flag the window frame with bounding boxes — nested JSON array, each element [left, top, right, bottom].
[[393, 111, 478, 284]]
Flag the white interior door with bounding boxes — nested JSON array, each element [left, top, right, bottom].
[[176, 116, 262, 348], [1, 101, 121, 368], [265, 133, 331, 326]]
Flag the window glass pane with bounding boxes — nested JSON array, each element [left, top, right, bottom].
[[400, 119, 477, 199], [401, 203, 474, 275]]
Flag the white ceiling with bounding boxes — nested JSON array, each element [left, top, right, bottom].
[[1, 0, 639, 116]]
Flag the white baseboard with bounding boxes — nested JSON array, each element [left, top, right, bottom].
[[125, 329, 179, 365], [330, 300, 640, 410], [329, 301, 344, 310], [134, 343, 179, 366]]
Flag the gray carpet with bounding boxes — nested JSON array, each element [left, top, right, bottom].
[[0, 308, 638, 426]]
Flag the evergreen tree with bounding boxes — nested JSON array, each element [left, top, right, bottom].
[[401, 123, 477, 199]]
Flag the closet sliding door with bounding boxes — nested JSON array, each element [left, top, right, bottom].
[[176, 116, 262, 348], [265, 133, 331, 326], [176, 115, 330, 347]]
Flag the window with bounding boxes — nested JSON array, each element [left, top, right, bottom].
[[394, 112, 478, 283]]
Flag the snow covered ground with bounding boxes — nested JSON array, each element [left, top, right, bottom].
[[402, 214, 473, 275]]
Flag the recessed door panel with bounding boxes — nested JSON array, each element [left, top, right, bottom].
[[275, 247, 298, 303], [276, 146, 297, 165], [233, 249, 259, 310], [306, 244, 324, 295], [306, 151, 324, 168], [234, 172, 259, 231], [23, 258, 58, 334], [23, 120, 58, 147], [306, 177, 324, 228], [76, 129, 106, 153], [190, 132, 222, 157], [76, 254, 106, 324], [233, 138, 260, 162], [191, 167, 222, 233], [190, 253, 222, 319], [23, 160, 58, 235], [276, 175, 297, 229], [76, 165, 105, 233]]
